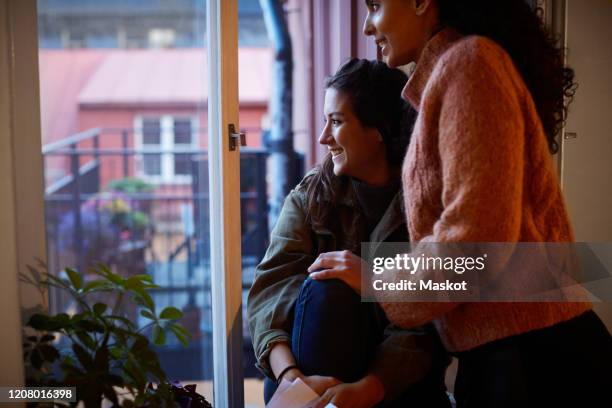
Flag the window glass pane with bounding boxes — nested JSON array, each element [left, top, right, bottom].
[[143, 153, 162, 176], [174, 118, 193, 145], [143, 118, 161, 145], [36, 0, 219, 404], [174, 153, 192, 176]]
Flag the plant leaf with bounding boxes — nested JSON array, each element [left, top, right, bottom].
[[43, 273, 70, 289], [82, 280, 109, 293], [75, 318, 104, 334], [76, 331, 97, 350], [159, 306, 182, 320], [130, 336, 148, 352], [169, 322, 191, 337], [65, 268, 83, 290], [35, 256, 48, 270], [37, 344, 60, 362], [169, 325, 189, 347], [132, 274, 153, 283], [109, 346, 123, 359], [97, 264, 124, 285], [140, 309, 156, 320], [107, 315, 135, 329], [28, 314, 56, 331], [133, 288, 154, 311], [124, 276, 145, 290], [152, 325, 166, 346], [26, 265, 42, 283], [93, 303, 107, 316]]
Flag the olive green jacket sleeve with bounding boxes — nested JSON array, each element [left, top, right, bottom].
[[246, 187, 315, 379]]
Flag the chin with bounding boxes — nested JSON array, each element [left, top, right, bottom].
[[383, 55, 398, 68], [332, 164, 346, 177], [385, 51, 414, 69]]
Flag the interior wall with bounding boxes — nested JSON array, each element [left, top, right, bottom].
[[0, 0, 43, 388], [0, 2, 25, 388], [561, 0, 612, 329]]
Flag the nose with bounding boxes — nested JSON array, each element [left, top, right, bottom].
[[363, 13, 374, 36], [318, 122, 333, 145]]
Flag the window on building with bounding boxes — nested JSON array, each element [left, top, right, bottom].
[[135, 115, 198, 183]]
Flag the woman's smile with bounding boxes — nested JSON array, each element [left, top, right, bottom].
[[329, 147, 345, 158]]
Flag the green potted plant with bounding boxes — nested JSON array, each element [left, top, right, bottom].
[[20, 260, 211, 408]]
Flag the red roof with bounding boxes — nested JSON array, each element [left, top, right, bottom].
[[39, 49, 108, 143], [39, 48, 272, 144]]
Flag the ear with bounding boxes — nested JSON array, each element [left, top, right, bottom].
[[414, 0, 434, 16]]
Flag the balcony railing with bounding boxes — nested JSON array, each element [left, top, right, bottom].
[[41, 127, 301, 379]]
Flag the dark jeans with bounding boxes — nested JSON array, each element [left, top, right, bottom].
[[264, 278, 451, 407], [454, 310, 612, 408]]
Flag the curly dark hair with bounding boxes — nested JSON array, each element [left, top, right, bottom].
[[305, 58, 416, 231], [437, 0, 577, 154]]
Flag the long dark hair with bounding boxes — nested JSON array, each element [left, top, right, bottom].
[[437, 0, 577, 153], [305, 58, 416, 230]]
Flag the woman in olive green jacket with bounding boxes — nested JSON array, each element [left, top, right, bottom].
[[247, 58, 450, 408]]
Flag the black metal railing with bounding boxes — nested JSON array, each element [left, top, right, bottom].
[[41, 126, 290, 379]]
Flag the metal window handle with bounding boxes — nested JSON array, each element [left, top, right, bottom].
[[564, 132, 578, 140], [229, 124, 246, 151]]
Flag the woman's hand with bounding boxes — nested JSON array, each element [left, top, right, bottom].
[[310, 375, 385, 408], [307, 250, 366, 294], [302, 375, 342, 396], [281, 367, 341, 395]]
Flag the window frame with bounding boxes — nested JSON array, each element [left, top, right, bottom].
[[206, 0, 245, 406]]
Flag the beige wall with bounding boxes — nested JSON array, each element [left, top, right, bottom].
[[0, 0, 47, 389], [0, 2, 26, 386], [562, 0, 612, 330]]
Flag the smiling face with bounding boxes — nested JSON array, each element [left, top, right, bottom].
[[319, 88, 390, 185], [363, 0, 438, 68]]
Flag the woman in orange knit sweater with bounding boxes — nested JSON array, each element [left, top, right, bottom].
[[312, 0, 612, 407]]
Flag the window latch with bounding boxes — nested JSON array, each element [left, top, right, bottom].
[[229, 124, 246, 151]]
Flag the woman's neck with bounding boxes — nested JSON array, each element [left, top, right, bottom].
[[354, 166, 400, 187]]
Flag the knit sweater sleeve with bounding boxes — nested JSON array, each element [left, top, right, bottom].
[[426, 39, 525, 243], [383, 39, 526, 329]]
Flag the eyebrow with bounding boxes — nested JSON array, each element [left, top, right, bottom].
[[325, 112, 345, 118]]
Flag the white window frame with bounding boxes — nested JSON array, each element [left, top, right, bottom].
[[207, 1, 244, 407], [134, 114, 200, 184]]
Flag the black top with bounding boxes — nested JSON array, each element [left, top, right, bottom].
[[351, 177, 401, 237]]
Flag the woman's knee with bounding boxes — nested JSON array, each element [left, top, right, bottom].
[[299, 277, 360, 311]]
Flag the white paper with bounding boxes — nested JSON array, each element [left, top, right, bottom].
[[266, 377, 319, 408]]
